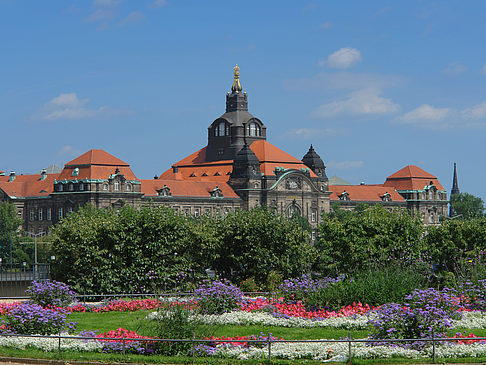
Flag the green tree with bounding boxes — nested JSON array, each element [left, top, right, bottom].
[[210, 208, 315, 286], [0, 201, 22, 262], [450, 192, 485, 219], [316, 205, 426, 275]]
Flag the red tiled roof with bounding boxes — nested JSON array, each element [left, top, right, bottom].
[[141, 179, 239, 198], [57, 149, 138, 181], [329, 185, 406, 202], [160, 140, 316, 182], [66, 149, 130, 167], [384, 165, 445, 191], [0, 174, 59, 198]]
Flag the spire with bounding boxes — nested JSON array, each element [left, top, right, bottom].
[[449, 162, 460, 217], [451, 162, 460, 196], [231, 64, 242, 93]]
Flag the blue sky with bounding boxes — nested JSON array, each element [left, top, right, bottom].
[[1, 0, 485, 201]]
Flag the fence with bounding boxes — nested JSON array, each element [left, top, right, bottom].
[[0, 263, 50, 297], [0, 332, 483, 364]]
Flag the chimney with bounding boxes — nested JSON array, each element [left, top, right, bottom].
[[40, 169, 47, 181], [9, 171, 15, 182]]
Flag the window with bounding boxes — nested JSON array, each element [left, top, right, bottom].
[[79, 183, 84, 191], [183, 207, 191, 216], [205, 208, 211, 215], [47, 208, 52, 221], [311, 231, 316, 241], [339, 191, 350, 201], [114, 181, 120, 191], [30, 209, 35, 221], [39, 209, 43, 221], [58, 184, 63, 192], [68, 207, 73, 215], [194, 208, 200, 218], [311, 211, 316, 222], [126, 184, 131, 192], [248, 122, 261, 137], [58, 208, 63, 220], [72, 168, 79, 176], [103, 184, 108, 191], [215, 122, 228, 136], [68, 184, 74, 191]]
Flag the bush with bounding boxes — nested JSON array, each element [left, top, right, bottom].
[[239, 277, 259, 293], [194, 279, 243, 314], [280, 267, 428, 311], [2, 304, 76, 335], [27, 280, 77, 307]]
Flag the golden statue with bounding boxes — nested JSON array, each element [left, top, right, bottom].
[[232, 64, 242, 93]]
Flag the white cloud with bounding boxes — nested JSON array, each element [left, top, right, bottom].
[[39, 93, 127, 122], [151, 0, 168, 8], [119, 11, 145, 25], [394, 101, 486, 130], [279, 127, 348, 140], [312, 88, 400, 119], [320, 48, 362, 69], [397, 104, 455, 124], [327, 161, 364, 170], [86, 0, 122, 24], [480, 65, 486, 74], [442, 62, 468, 76], [85, 8, 116, 22]]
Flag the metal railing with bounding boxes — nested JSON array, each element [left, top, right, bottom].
[[0, 263, 50, 297], [0, 332, 483, 364]]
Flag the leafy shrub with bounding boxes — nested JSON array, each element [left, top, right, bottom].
[[27, 280, 77, 307], [2, 304, 76, 335], [194, 279, 243, 314], [144, 302, 214, 356], [280, 268, 428, 310], [239, 277, 259, 293]]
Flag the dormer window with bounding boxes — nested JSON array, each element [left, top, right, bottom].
[[248, 122, 261, 137], [68, 183, 74, 191], [339, 191, 350, 201], [79, 183, 84, 191], [381, 192, 392, 202], [103, 183, 108, 191], [58, 184, 63, 192], [114, 181, 120, 191], [215, 121, 229, 136], [210, 186, 223, 198], [72, 168, 79, 177], [125, 184, 131, 192], [157, 185, 171, 197]]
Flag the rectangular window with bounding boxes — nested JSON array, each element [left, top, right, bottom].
[[68, 207, 73, 215], [58, 184, 63, 192], [205, 208, 211, 215], [39, 209, 43, 221], [114, 181, 120, 191], [311, 211, 316, 222], [59, 208, 63, 220], [30, 209, 35, 221], [79, 183, 84, 191], [194, 208, 200, 218], [311, 231, 316, 241], [183, 207, 191, 216], [69, 184, 74, 191], [47, 208, 52, 221]]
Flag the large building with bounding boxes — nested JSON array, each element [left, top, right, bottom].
[[0, 66, 448, 233]]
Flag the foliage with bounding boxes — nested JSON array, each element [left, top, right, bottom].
[[2, 303, 76, 335], [143, 302, 214, 356], [0, 201, 22, 261], [450, 192, 485, 219], [316, 205, 427, 275], [194, 279, 244, 314], [51, 205, 204, 294], [210, 208, 315, 285], [27, 280, 77, 308], [238, 277, 259, 293], [425, 217, 486, 280], [280, 268, 428, 310]]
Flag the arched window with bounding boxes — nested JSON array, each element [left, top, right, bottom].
[[215, 122, 228, 136], [248, 122, 261, 137]]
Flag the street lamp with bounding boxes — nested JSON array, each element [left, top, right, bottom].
[[26, 231, 45, 280]]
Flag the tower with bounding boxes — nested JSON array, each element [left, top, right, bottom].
[[206, 65, 266, 161], [449, 162, 460, 217], [302, 145, 328, 181]]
